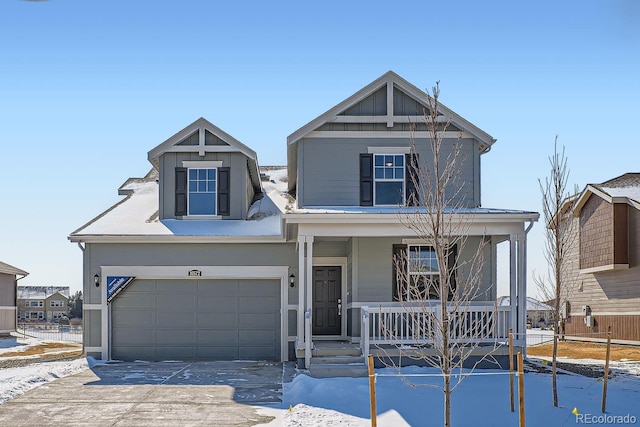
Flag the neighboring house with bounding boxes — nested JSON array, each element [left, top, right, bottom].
[[17, 286, 70, 323], [0, 262, 28, 335], [497, 296, 553, 328], [562, 173, 640, 344], [69, 71, 538, 369]]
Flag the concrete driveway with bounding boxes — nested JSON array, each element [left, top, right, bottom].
[[0, 360, 296, 426]]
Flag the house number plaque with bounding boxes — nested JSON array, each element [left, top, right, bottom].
[[188, 269, 202, 277]]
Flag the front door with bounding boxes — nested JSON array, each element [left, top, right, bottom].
[[312, 266, 342, 335]]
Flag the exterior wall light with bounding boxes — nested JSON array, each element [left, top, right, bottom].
[[289, 274, 296, 288], [94, 274, 100, 287]]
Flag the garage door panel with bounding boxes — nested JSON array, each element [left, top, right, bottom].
[[239, 330, 276, 345], [239, 280, 279, 296], [239, 296, 279, 312], [156, 294, 196, 310], [157, 312, 196, 328], [111, 278, 280, 361], [197, 314, 238, 328], [197, 329, 238, 343], [238, 313, 277, 328], [197, 296, 238, 312], [112, 328, 154, 346]]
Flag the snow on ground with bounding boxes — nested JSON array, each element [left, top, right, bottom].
[[0, 357, 100, 404], [0, 335, 42, 355], [258, 365, 640, 427], [1, 333, 638, 425]]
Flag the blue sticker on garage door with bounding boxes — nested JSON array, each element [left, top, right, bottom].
[[107, 276, 135, 302]]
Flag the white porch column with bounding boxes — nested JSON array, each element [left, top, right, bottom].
[[305, 236, 314, 369], [297, 235, 306, 348], [509, 234, 518, 344], [517, 233, 527, 349], [305, 236, 314, 320]]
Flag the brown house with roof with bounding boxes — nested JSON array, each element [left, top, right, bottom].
[[563, 173, 640, 344], [0, 261, 28, 335]]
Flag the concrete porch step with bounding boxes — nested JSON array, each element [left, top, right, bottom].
[[311, 342, 362, 357], [309, 356, 368, 378]]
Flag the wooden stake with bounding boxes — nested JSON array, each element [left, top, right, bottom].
[[601, 326, 611, 413], [517, 352, 526, 427], [368, 355, 377, 427], [509, 328, 514, 412]]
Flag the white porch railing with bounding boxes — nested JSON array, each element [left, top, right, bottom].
[[360, 303, 510, 358]]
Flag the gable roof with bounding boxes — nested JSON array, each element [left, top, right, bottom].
[[17, 286, 70, 299], [147, 117, 261, 192], [0, 261, 28, 277], [286, 71, 497, 191], [573, 173, 640, 215]]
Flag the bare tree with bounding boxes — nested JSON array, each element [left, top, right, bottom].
[[378, 82, 501, 427], [534, 138, 578, 407]]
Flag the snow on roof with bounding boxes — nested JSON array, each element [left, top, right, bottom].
[[0, 262, 28, 277], [17, 286, 70, 300], [71, 168, 284, 239], [597, 173, 640, 204], [292, 206, 538, 215]]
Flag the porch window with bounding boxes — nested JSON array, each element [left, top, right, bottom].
[[374, 154, 404, 205], [393, 244, 457, 301]]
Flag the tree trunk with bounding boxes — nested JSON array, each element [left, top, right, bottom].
[[444, 373, 451, 427], [552, 332, 558, 407]]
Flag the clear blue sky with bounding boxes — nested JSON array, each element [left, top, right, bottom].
[[1, 1, 639, 296]]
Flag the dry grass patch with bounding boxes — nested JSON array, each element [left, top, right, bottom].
[[527, 341, 640, 361], [1, 342, 82, 358]]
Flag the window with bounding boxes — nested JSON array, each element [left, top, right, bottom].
[[29, 301, 43, 307], [360, 152, 418, 207], [175, 164, 230, 217], [406, 245, 440, 300], [50, 300, 64, 307], [188, 168, 217, 215], [374, 154, 404, 205], [393, 244, 457, 301]]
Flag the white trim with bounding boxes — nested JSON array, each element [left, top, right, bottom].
[[69, 235, 286, 244], [100, 265, 290, 362], [307, 130, 473, 139], [0, 306, 16, 310], [182, 160, 224, 168], [312, 257, 348, 338], [84, 346, 103, 354], [367, 146, 411, 154], [579, 264, 629, 274], [83, 304, 102, 310], [569, 311, 640, 316]]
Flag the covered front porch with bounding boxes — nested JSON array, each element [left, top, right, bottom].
[[288, 212, 536, 370]]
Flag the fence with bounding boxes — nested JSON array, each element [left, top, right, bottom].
[[17, 323, 83, 343]]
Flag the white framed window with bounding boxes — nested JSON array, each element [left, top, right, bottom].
[[406, 245, 440, 300], [29, 301, 43, 307], [374, 154, 404, 206], [50, 300, 64, 307], [188, 168, 217, 215]]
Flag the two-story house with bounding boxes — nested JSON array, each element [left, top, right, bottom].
[[562, 173, 640, 344], [0, 261, 28, 335], [17, 286, 70, 323], [69, 71, 538, 370]]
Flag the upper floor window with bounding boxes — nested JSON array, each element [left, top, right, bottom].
[[175, 162, 230, 217], [50, 300, 65, 307], [360, 151, 418, 207], [188, 168, 217, 215], [29, 301, 43, 307], [374, 154, 404, 205]]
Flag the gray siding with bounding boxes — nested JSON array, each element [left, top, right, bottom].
[[159, 151, 254, 220], [0, 273, 16, 306], [298, 137, 479, 208]]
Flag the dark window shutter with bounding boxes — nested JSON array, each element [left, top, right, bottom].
[[360, 153, 373, 206], [175, 167, 187, 216], [446, 244, 458, 298], [392, 244, 408, 301], [217, 167, 230, 216], [405, 153, 419, 206]]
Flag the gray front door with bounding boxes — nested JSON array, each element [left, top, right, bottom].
[[312, 266, 341, 335]]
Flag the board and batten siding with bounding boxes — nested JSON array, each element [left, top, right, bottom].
[[0, 272, 17, 333], [159, 151, 253, 220], [297, 137, 480, 208]]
